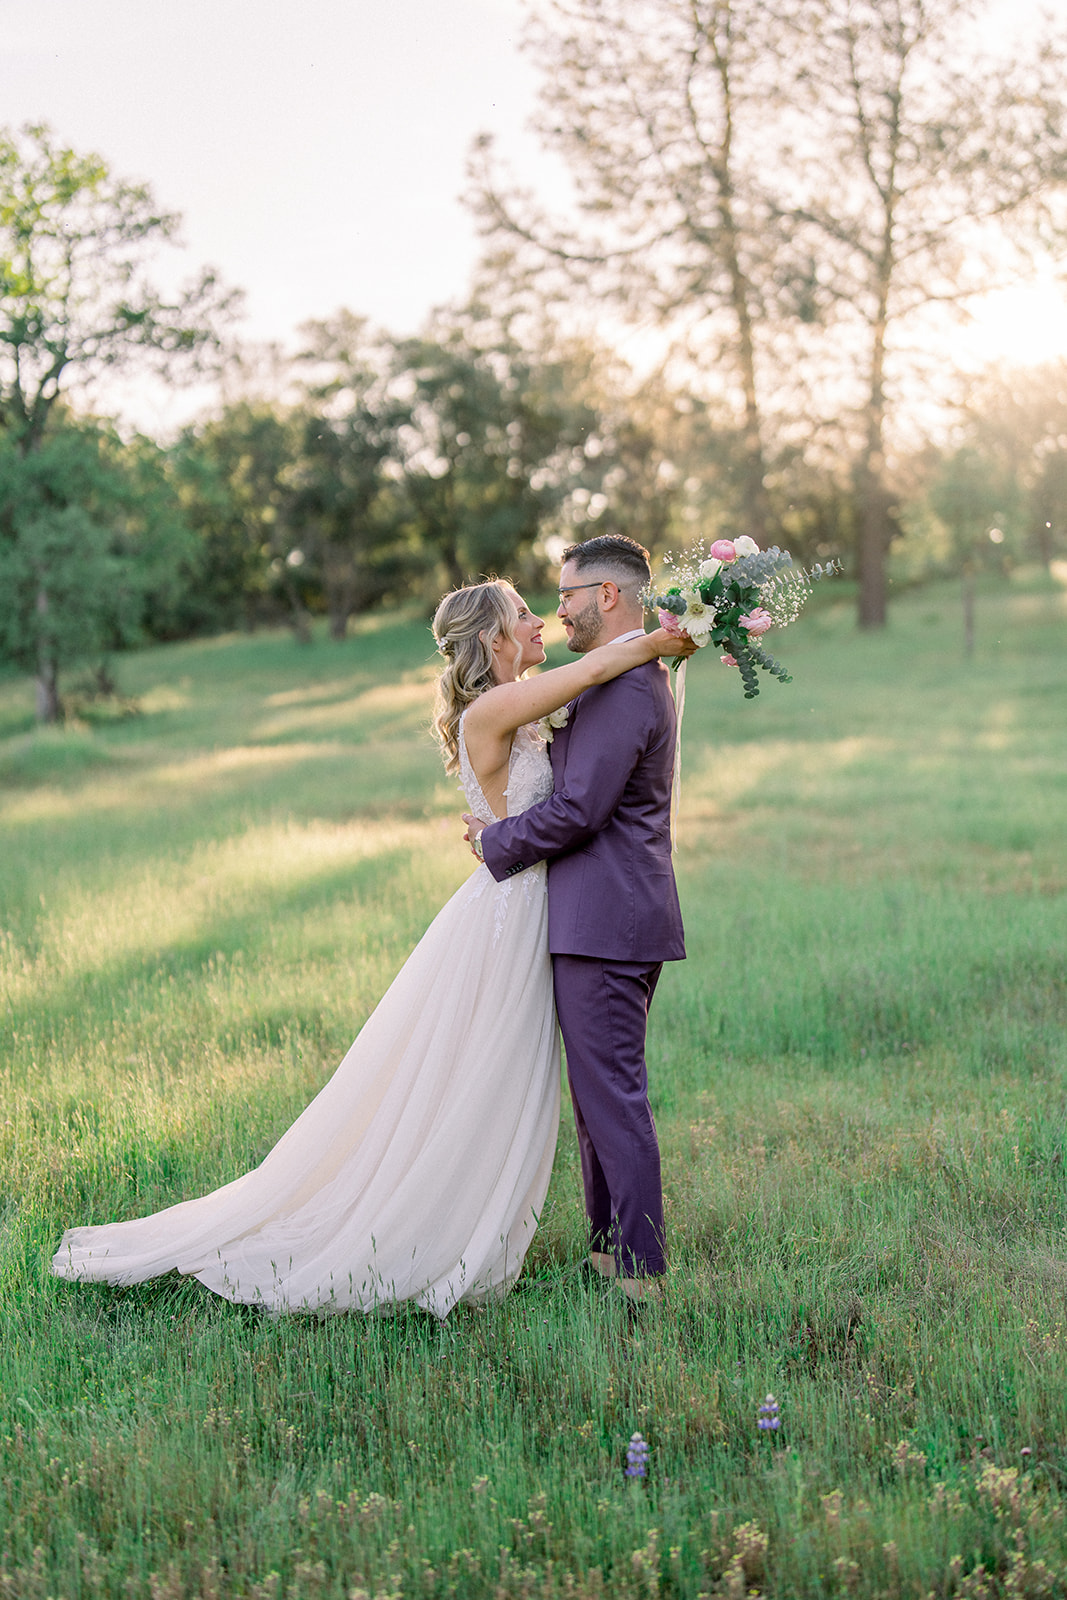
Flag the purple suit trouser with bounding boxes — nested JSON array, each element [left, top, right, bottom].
[[552, 954, 666, 1277]]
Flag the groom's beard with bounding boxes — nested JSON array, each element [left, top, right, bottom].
[[565, 596, 603, 654]]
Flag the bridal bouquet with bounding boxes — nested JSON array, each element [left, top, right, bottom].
[[644, 536, 838, 699]]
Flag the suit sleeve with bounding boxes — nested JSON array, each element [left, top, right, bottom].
[[480, 670, 658, 882]]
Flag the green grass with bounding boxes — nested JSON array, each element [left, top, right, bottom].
[[1, 572, 1066, 1598]]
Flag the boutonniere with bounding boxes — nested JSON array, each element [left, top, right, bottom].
[[538, 705, 570, 743]]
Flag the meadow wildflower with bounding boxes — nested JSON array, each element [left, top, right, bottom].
[[757, 1395, 781, 1431], [625, 1432, 650, 1478]]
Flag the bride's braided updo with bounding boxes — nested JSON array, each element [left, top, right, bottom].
[[432, 580, 520, 773]]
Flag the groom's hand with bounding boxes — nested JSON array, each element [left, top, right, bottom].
[[462, 814, 485, 861]]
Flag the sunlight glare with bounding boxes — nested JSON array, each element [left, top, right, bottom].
[[954, 273, 1067, 368]]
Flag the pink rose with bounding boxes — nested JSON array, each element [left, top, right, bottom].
[[739, 607, 773, 636], [720, 653, 739, 667], [709, 539, 737, 562], [658, 608, 684, 635]]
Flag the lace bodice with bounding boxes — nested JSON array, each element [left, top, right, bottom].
[[458, 716, 554, 825]]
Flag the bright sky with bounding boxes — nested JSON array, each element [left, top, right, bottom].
[[0, 0, 549, 426], [3, 0, 1067, 433]]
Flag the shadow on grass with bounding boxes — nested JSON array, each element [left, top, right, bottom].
[[2, 844, 434, 1055]]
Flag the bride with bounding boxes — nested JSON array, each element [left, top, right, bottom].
[[51, 580, 689, 1318]]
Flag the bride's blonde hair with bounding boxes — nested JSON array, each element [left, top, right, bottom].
[[432, 580, 520, 773]]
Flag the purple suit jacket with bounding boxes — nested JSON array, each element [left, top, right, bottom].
[[480, 659, 685, 962]]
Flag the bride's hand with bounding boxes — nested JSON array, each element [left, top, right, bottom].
[[646, 626, 699, 659], [462, 814, 485, 860]]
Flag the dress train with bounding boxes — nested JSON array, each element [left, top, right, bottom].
[[51, 722, 560, 1318]]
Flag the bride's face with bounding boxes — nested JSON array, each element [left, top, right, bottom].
[[492, 591, 545, 680]]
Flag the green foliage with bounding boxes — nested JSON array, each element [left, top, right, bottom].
[[0, 122, 237, 717], [170, 404, 305, 636], [0, 122, 236, 451], [954, 361, 1067, 571], [171, 315, 607, 636], [398, 321, 594, 588], [1, 576, 1066, 1595], [545, 346, 778, 565], [287, 313, 423, 636], [927, 449, 1021, 570], [0, 420, 192, 703]]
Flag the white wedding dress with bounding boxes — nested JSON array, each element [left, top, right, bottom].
[[52, 720, 560, 1319]]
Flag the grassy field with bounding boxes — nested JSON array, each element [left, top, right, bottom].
[[1, 572, 1065, 1598]]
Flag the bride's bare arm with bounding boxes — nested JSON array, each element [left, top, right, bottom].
[[464, 628, 694, 749]]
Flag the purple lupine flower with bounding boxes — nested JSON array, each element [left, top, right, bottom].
[[625, 1432, 650, 1478], [757, 1394, 781, 1431]]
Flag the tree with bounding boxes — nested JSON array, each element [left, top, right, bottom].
[[538, 338, 760, 558], [0, 419, 193, 706], [767, 0, 1067, 626], [471, 1, 1067, 627], [169, 405, 296, 636], [468, 0, 804, 547], [178, 402, 327, 639], [396, 316, 594, 590], [287, 314, 418, 639], [0, 123, 238, 715], [927, 446, 1018, 654], [959, 360, 1067, 570], [173, 317, 421, 643]]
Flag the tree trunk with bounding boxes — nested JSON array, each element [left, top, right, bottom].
[[325, 558, 355, 641], [856, 467, 893, 629], [284, 584, 312, 643], [962, 566, 975, 657], [709, 35, 771, 545], [34, 585, 61, 723], [729, 270, 772, 547], [439, 530, 465, 592], [857, 214, 895, 630], [35, 667, 60, 723]]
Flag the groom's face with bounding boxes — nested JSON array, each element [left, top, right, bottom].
[[558, 561, 604, 654]]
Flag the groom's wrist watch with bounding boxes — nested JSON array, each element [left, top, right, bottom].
[[472, 832, 484, 861]]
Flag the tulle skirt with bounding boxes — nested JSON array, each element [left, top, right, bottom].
[[52, 862, 560, 1319]]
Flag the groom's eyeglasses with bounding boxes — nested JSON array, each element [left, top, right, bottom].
[[557, 581, 609, 606]]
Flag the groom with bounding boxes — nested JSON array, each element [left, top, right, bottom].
[[464, 534, 685, 1302]]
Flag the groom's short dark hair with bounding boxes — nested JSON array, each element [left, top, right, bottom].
[[562, 534, 651, 587]]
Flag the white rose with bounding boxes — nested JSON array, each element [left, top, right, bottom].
[[538, 705, 570, 742], [699, 557, 723, 581], [733, 535, 760, 557]]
